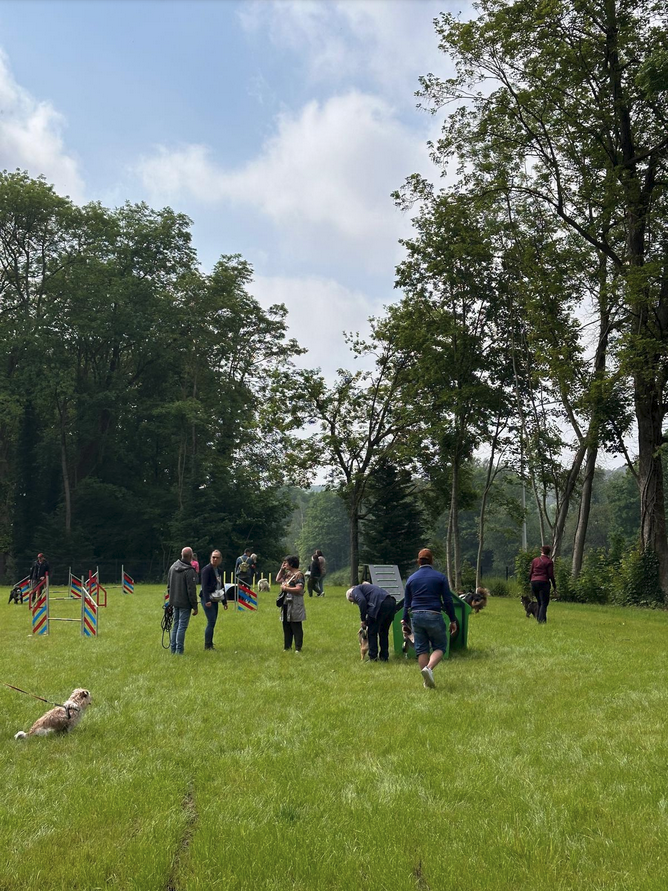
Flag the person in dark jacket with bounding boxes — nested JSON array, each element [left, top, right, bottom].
[[403, 548, 457, 689], [529, 545, 557, 624], [200, 550, 228, 650], [307, 551, 321, 597], [29, 553, 49, 605], [346, 582, 397, 661], [167, 547, 198, 655]]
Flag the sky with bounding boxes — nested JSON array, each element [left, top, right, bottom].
[[0, 0, 472, 380]]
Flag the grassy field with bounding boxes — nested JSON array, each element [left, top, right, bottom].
[[3, 585, 668, 890]]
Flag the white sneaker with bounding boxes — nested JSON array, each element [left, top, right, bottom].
[[421, 666, 435, 688]]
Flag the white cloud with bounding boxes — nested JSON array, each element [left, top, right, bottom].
[[238, 0, 468, 99], [0, 51, 84, 201], [251, 273, 379, 381], [136, 91, 432, 271]]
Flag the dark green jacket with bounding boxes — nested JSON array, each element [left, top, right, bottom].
[[167, 559, 197, 610]]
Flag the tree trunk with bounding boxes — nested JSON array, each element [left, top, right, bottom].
[[572, 444, 597, 578], [349, 498, 360, 586], [445, 507, 453, 589], [635, 378, 668, 594], [450, 460, 462, 590], [551, 439, 587, 558], [60, 419, 71, 536]]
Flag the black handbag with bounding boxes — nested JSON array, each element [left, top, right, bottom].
[[276, 591, 286, 608]]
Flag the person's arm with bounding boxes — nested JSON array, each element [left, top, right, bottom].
[[187, 569, 198, 613], [441, 579, 457, 626], [548, 559, 557, 591], [402, 581, 412, 623], [357, 592, 369, 625]]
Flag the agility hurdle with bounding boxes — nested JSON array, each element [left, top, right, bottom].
[[49, 569, 86, 601], [31, 573, 98, 636], [86, 569, 107, 607]]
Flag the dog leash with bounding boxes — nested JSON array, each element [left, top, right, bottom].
[[3, 682, 78, 718]]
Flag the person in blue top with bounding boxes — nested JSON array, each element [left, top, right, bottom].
[[402, 548, 457, 689], [346, 582, 397, 661]]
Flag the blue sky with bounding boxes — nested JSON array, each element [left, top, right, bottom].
[[0, 0, 470, 377]]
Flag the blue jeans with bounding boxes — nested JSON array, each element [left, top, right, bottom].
[[411, 610, 448, 657], [201, 598, 219, 647], [170, 607, 192, 654]]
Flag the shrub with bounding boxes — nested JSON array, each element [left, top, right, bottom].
[[552, 556, 575, 601], [484, 577, 512, 597], [570, 548, 611, 604], [460, 560, 476, 591], [514, 549, 539, 597], [611, 548, 664, 607]]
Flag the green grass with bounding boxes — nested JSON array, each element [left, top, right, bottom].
[[3, 587, 668, 890]]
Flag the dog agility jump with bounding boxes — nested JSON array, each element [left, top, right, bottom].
[[31, 574, 99, 637]]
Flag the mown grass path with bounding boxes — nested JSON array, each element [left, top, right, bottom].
[[3, 587, 668, 890]]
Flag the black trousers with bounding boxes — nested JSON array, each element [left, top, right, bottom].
[[531, 581, 551, 624], [367, 596, 396, 661], [283, 620, 304, 651]]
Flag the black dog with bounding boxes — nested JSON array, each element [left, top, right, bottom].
[[8, 584, 23, 605], [521, 595, 539, 619], [461, 587, 489, 614]]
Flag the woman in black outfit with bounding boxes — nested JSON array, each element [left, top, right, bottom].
[[200, 550, 228, 650]]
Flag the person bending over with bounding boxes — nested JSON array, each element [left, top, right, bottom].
[[346, 582, 397, 661]]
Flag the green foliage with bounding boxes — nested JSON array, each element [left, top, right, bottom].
[[0, 172, 303, 580], [611, 548, 664, 608], [360, 461, 427, 577], [553, 557, 576, 602], [484, 576, 516, 598], [514, 549, 538, 597], [570, 550, 610, 604], [295, 490, 349, 573]]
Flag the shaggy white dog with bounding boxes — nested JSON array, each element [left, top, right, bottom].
[[257, 579, 270, 593], [14, 688, 92, 739]]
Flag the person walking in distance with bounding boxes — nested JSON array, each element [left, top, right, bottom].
[[200, 549, 228, 650], [307, 550, 321, 597], [403, 548, 457, 689], [167, 547, 198, 655], [529, 545, 557, 624]]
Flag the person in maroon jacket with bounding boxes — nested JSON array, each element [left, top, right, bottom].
[[530, 545, 557, 624]]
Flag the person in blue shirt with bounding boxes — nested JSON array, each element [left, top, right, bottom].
[[403, 548, 457, 689], [346, 582, 397, 661]]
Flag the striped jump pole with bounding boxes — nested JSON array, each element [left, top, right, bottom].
[[82, 588, 98, 637], [236, 580, 258, 612], [17, 576, 32, 604], [31, 575, 49, 635], [70, 571, 84, 599], [121, 565, 134, 594]]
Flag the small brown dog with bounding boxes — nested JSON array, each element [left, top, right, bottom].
[[358, 627, 370, 661], [462, 587, 489, 614], [521, 595, 539, 619], [14, 688, 92, 739]]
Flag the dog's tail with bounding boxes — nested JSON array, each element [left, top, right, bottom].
[[14, 730, 27, 740]]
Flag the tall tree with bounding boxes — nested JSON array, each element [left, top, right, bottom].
[[415, 0, 668, 590]]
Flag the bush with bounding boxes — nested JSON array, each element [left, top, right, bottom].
[[571, 549, 611, 604], [484, 577, 513, 597], [553, 556, 576, 602], [460, 560, 476, 591], [611, 547, 664, 607], [514, 549, 539, 597]]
